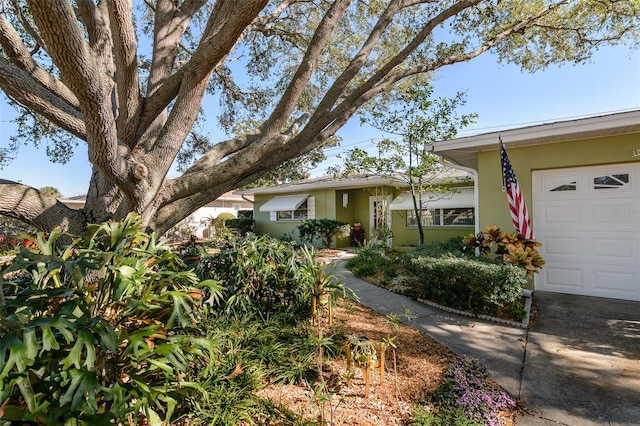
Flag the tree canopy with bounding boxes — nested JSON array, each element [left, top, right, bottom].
[[330, 85, 477, 246], [0, 0, 637, 235]]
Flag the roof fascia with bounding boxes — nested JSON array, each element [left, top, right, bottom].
[[432, 110, 640, 153]]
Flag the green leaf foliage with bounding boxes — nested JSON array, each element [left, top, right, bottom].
[[403, 255, 526, 313], [0, 213, 219, 424], [196, 234, 320, 319], [297, 219, 351, 248]]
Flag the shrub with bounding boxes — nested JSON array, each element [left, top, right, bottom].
[[297, 219, 350, 248], [345, 245, 398, 283], [403, 255, 526, 313], [0, 214, 223, 424], [195, 234, 315, 319], [183, 316, 323, 425], [225, 217, 255, 236], [411, 236, 468, 258], [429, 355, 515, 426]]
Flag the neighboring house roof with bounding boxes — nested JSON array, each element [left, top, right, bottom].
[[236, 170, 472, 196], [215, 191, 253, 202], [432, 109, 640, 169], [58, 195, 86, 210]]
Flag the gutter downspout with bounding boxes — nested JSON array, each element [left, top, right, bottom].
[[240, 194, 254, 205]]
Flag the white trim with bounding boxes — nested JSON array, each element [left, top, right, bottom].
[[236, 170, 471, 195], [432, 110, 640, 169], [307, 196, 316, 219], [433, 110, 640, 152]]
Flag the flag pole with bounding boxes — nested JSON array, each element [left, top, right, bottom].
[[499, 135, 506, 192]]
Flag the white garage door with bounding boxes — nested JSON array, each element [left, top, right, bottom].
[[533, 163, 640, 301]]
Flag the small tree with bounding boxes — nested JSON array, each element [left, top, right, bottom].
[[298, 219, 350, 248], [330, 86, 476, 246]]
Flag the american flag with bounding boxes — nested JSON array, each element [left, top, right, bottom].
[[500, 140, 534, 239]]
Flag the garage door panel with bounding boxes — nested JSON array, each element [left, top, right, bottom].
[[544, 236, 583, 257], [593, 270, 640, 301], [540, 205, 582, 225], [591, 237, 639, 265], [593, 203, 640, 226], [533, 163, 640, 301], [543, 266, 584, 290]]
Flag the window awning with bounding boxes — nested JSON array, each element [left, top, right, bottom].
[[259, 194, 309, 212], [389, 188, 475, 210]]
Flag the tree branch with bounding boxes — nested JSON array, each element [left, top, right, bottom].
[[145, 0, 269, 176], [260, 0, 352, 136], [0, 15, 80, 110], [26, 0, 129, 186], [7, 0, 47, 54], [0, 59, 86, 139], [107, 0, 141, 144], [0, 180, 87, 235]]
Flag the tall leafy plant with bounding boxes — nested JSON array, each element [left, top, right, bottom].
[[463, 226, 546, 278], [196, 234, 312, 319], [297, 219, 350, 248], [0, 214, 223, 424]]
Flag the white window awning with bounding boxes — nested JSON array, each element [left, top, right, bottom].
[[259, 194, 309, 212], [389, 188, 475, 210]]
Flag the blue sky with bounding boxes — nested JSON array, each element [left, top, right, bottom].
[[1, 44, 638, 196]]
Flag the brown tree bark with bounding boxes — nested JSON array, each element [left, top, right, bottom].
[[0, 0, 635, 236]]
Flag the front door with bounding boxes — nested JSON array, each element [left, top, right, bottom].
[[369, 195, 392, 246]]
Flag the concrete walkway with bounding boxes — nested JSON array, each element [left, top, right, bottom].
[[334, 261, 640, 426]]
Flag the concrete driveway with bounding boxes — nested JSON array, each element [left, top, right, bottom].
[[336, 262, 640, 425], [519, 292, 640, 426]]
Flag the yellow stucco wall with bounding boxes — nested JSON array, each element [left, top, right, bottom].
[[253, 189, 333, 242], [477, 132, 640, 233], [391, 209, 474, 248], [254, 183, 479, 248]]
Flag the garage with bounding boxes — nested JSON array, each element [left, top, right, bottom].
[[533, 163, 640, 301]]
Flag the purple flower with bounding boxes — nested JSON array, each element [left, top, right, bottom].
[[437, 355, 516, 425]]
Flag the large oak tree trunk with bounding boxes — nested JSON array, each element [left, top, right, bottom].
[[0, 0, 635, 236]]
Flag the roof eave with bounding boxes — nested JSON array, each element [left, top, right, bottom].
[[432, 110, 640, 169]]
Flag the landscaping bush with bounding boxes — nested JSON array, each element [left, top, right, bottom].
[[297, 219, 350, 248], [345, 245, 398, 284], [426, 355, 516, 426], [410, 236, 469, 258], [403, 255, 526, 313], [0, 214, 223, 424], [182, 315, 324, 425], [195, 234, 316, 318], [225, 217, 255, 236]]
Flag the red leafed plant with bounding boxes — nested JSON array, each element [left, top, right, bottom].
[[463, 226, 545, 278]]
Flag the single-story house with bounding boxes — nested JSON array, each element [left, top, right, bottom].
[[432, 109, 640, 301], [236, 171, 476, 248], [59, 191, 254, 239]]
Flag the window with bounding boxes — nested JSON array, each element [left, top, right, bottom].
[[593, 173, 630, 190], [276, 199, 309, 220], [406, 208, 474, 227], [550, 181, 577, 192], [260, 195, 315, 222], [543, 175, 578, 193]]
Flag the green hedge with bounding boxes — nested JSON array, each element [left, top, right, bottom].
[[225, 217, 255, 236], [404, 255, 526, 313], [345, 247, 398, 284]]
